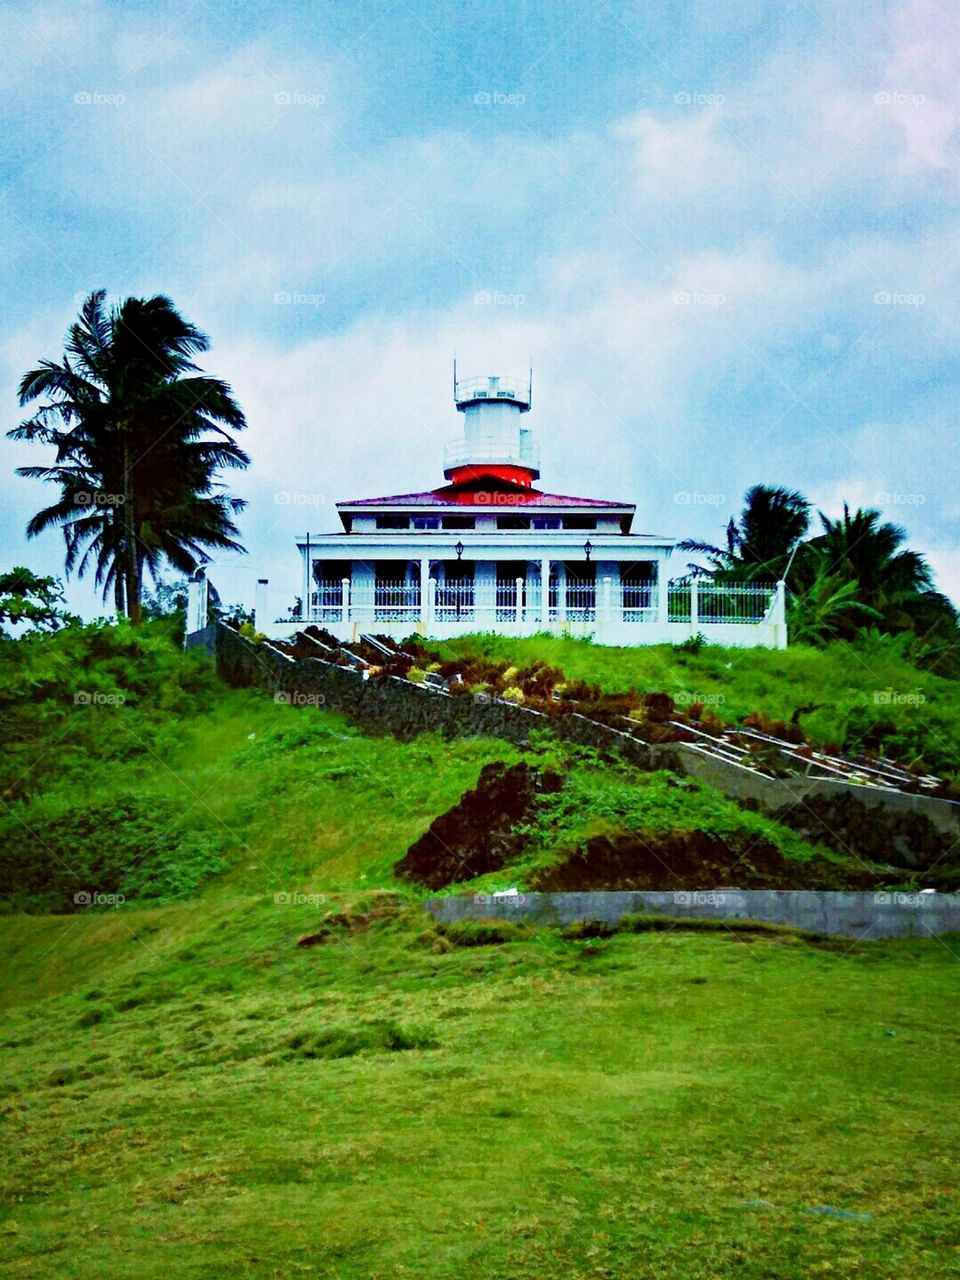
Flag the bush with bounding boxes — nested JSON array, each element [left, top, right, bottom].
[[0, 795, 226, 913]]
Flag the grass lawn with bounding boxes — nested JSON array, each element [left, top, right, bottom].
[[1, 900, 958, 1278]]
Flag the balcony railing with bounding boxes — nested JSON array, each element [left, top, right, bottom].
[[297, 578, 781, 632], [444, 436, 540, 471]]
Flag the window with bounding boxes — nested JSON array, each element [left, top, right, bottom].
[[532, 516, 560, 530], [376, 515, 409, 530], [412, 516, 441, 531], [441, 516, 475, 530], [562, 515, 597, 530], [497, 516, 531, 530]]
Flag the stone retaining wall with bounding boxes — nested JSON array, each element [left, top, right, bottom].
[[425, 889, 960, 940], [207, 623, 960, 869]]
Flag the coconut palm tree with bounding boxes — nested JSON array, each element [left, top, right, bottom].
[[804, 504, 956, 643], [680, 484, 812, 582], [10, 291, 249, 623]]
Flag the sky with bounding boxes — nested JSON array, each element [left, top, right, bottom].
[[1, 0, 959, 617]]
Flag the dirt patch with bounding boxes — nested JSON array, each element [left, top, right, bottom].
[[394, 762, 562, 890], [529, 829, 881, 892]]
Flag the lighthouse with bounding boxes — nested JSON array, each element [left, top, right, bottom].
[[276, 370, 787, 648], [444, 372, 539, 487]]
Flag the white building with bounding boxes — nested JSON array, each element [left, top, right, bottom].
[[253, 373, 786, 648]]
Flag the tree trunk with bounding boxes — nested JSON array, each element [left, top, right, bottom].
[[122, 434, 141, 624]]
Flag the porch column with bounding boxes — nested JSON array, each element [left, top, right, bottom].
[[419, 558, 429, 626], [302, 537, 312, 621], [341, 577, 350, 625], [427, 578, 436, 628], [658, 557, 669, 624], [540, 557, 550, 626], [515, 576, 524, 623], [558, 562, 567, 622]]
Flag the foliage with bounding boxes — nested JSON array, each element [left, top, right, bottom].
[[0, 795, 226, 912], [0, 566, 77, 634], [10, 289, 249, 622], [680, 483, 811, 580]]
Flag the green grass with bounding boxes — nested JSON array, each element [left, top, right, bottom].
[[433, 632, 960, 776], [2, 623, 958, 1276], [1, 898, 958, 1279]]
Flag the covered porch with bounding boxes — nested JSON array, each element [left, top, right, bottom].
[[266, 540, 787, 648]]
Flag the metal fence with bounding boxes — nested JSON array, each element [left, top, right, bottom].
[[668, 579, 775, 624]]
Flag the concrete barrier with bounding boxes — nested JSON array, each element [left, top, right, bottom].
[[425, 889, 960, 940]]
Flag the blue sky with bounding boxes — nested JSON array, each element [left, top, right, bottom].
[[2, 0, 959, 615]]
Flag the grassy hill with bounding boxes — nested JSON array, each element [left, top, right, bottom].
[[1, 621, 958, 1277]]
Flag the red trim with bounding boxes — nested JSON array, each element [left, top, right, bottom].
[[445, 463, 538, 489]]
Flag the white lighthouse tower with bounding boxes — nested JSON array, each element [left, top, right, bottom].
[[444, 370, 539, 487]]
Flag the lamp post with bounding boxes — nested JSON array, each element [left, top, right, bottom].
[[583, 539, 593, 562], [454, 541, 464, 619]]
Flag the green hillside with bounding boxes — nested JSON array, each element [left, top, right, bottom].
[[1, 621, 958, 1278]]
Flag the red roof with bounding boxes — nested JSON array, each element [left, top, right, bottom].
[[338, 486, 634, 511]]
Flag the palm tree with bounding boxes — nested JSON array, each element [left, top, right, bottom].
[[680, 484, 812, 582], [804, 504, 956, 643], [10, 291, 249, 623]]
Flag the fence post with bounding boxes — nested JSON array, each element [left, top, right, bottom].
[[773, 579, 787, 649], [515, 576, 524, 624], [690, 577, 699, 627], [658, 561, 669, 625], [254, 578, 269, 633], [341, 577, 350, 626], [184, 574, 207, 644]]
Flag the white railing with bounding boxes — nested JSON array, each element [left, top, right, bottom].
[[564, 580, 596, 623], [308, 582, 344, 623], [293, 577, 781, 633], [444, 436, 540, 470], [435, 582, 475, 622]]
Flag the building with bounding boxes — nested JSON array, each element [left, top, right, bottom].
[[246, 373, 786, 647]]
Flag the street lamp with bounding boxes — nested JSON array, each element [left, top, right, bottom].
[[583, 539, 593, 562], [455, 540, 464, 561]]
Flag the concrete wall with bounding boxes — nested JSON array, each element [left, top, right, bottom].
[[425, 889, 960, 940]]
